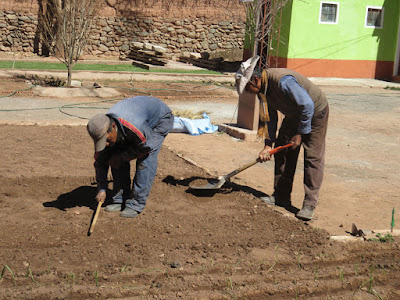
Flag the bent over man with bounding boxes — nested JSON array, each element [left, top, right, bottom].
[[245, 66, 329, 221], [87, 96, 174, 218]]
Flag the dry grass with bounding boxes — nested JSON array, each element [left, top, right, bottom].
[[172, 109, 210, 119]]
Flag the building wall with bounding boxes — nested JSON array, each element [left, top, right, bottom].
[[275, 0, 400, 79]]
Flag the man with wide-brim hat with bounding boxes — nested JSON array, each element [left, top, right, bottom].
[[237, 57, 329, 221]]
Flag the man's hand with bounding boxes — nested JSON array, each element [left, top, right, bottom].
[[96, 190, 106, 203], [290, 134, 302, 148], [258, 146, 272, 162]]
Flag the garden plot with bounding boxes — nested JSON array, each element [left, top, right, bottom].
[[0, 125, 399, 299]]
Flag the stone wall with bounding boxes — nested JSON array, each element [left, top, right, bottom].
[[0, 12, 37, 54], [0, 10, 245, 60], [0, 0, 246, 60]]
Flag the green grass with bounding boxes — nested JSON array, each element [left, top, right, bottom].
[[26, 264, 40, 285], [0, 265, 16, 285], [0, 60, 222, 75], [368, 233, 394, 242], [384, 86, 400, 91], [94, 270, 99, 287]]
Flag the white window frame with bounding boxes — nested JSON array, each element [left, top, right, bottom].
[[319, 1, 339, 25], [365, 6, 384, 29]]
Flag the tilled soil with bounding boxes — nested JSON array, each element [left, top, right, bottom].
[[0, 125, 400, 299]]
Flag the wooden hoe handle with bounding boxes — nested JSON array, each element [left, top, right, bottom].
[[89, 201, 104, 234], [269, 142, 294, 155], [223, 142, 294, 181]]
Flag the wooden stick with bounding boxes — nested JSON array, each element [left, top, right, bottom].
[[89, 201, 104, 234]]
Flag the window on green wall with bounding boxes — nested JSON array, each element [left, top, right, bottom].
[[320, 2, 339, 24], [365, 6, 384, 28]]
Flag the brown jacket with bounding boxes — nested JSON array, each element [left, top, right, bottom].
[[266, 68, 328, 119]]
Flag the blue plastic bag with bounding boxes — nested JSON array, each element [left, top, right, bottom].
[[171, 113, 218, 135]]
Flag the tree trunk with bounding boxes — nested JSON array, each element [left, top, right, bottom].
[[67, 64, 72, 86]]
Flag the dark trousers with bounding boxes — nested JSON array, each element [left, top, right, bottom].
[[273, 105, 329, 208]]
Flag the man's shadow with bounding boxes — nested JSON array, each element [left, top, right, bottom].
[[42, 186, 113, 211], [163, 175, 300, 214]]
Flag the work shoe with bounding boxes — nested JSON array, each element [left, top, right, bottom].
[[260, 195, 291, 208], [104, 204, 122, 212], [296, 205, 315, 221], [120, 207, 139, 218], [260, 195, 276, 206]]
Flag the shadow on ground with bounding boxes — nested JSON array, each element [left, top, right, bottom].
[[43, 186, 112, 211], [163, 175, 300, 215]]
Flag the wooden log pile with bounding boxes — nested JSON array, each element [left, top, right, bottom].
[[178, 52, 241, 72], [126, 42, 168, 67]]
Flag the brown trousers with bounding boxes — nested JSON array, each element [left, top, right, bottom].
[[273, 105, 329, 208]]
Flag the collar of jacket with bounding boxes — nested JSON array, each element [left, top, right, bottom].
[[107, 113, 127, 140]]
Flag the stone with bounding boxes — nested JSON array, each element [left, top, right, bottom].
[[152, 45, 166, 53], [160, 27, 169, 33], [209, 44, 218, 50], [219, 20, 231, 26], [70, 80, 82, 87], [99, 44, 108, 52], [5, 36, 13, 46], [170, 261, 181, 268], [181, 51, 190, 58], [120, 44, 129, 51], [132, 42, 144, 49], [190, 52, 201, 59], [6, 14, 17, 20], [18, 16, 30, 22], [97, 19, 108, 27], [143, 42, 153, 50], [0, 45, 10, 51], [137, 31, 149, 37], [176, 28, 188, 34]]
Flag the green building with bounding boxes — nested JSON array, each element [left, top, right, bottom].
[[251, 0, 400, 80]]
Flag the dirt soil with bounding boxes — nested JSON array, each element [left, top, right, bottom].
[[1, 75, 400, 299]]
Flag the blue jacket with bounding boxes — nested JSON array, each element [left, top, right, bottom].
[[94, 96, 172, 192]]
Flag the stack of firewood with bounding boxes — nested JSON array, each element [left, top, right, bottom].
[[127, 42, 168, 67], [179, 52, 240, 72]]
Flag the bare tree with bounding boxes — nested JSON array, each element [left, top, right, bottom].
[[242, 0, 288, 69], [38, 0, 97, 86]]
